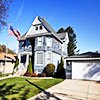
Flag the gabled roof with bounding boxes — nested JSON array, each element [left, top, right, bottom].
[[19, 16, 63, 43], [70, 52, 100, 58], [38, 16, 56, 33]]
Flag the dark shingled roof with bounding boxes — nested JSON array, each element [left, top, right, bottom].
[[19, 16, 63, 43], [65, 52, 100, 61], [70, 52, 100, 58]]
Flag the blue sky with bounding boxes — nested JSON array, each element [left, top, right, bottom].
[[0, 0, 100, 53]]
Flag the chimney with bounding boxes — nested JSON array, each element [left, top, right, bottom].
[[96, 51, 98, 53], [43, 17, 45, 20]]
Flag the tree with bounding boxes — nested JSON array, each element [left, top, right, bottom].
[[27, 58, 33, 74], [57, 26, 79, 56], [0, 0, 13, 31], [13, 58, 19, 73], [57, 27, 64, 33], [0, 44, 15, 54], [56, 56, 66, 78]]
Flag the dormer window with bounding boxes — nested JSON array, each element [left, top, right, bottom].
[[35, 26, 38, 30], [40, 25, 42, 30]]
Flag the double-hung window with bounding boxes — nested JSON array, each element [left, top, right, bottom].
[[37, 52, 43, 65], [37, 37, 42, 47], [46, 52, 52, 64], [47, 37, 52, 47]]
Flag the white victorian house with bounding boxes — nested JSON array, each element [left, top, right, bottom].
[[15, 16, 69, 76]]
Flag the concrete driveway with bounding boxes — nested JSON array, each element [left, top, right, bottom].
[[28, 79, 100, 100]]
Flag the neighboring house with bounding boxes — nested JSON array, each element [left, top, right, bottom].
[[17, 16, 69, 75], [0, 52, 17, 74], [65, 52, 100, 81]]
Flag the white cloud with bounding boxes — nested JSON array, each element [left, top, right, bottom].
[[14, 4, 24, 22]]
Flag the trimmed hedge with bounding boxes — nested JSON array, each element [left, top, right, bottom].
[[43, 64, 55, 77]]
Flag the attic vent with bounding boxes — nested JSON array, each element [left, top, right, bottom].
[[35, 26, 38, 30], [40, 25, 42, 30]]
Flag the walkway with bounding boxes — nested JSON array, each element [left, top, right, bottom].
[[28, 79, 100, 100], [0, 76, 14, 80]]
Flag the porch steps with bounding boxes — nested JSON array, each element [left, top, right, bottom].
[[13, 65, 27, 76]]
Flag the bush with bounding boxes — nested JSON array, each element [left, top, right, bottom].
[[43, 64, 55, 77], [31, 73, 37, 77], [0, 72, 3, 76], [24, 72, 31, 77], [38, 73, 46, 77]]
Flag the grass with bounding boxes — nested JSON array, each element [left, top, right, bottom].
[[0, 77, 64, 100]]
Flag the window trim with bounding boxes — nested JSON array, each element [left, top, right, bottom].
[[36, 51, 44, 66], [46, 51, 52, 64], [37, 37, 42, 47], [46, 37, 52, 47]]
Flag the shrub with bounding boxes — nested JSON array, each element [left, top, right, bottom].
[[38, 73, 41, 77], [56, 56, 66, 78], [38, 73, 46, 77], [13, 58, 19, 72], [41, 73, 46, 77], [31, 73, 37, 77], [43, 64, 55, 77], [24, 72, 31, 77], [27, 58, 33, 74], [0, 72, 3, 76]]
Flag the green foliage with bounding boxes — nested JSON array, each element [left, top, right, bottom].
[[27, 59, 33, 74], [43, 64, 55, 77], [57, 26, 79, 56], [0, 44, 15, 54], [0, 77, 63, 100], [13, 58, 19, 72], [57, 27, 64, 33], [0, 72, 3, 76], [57, 56, 64, 72], [56, 56, 66, 78]]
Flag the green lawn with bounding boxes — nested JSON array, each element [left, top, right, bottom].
[[0, 77, 64, 100]]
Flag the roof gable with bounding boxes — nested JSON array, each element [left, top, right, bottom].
[[19, 16, 63, 43], [32, 16, 41, 25]]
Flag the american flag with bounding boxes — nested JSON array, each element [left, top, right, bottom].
[[9, 25, 21, 40]]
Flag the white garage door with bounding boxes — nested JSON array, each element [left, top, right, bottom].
[[72, 61, 100, 81]]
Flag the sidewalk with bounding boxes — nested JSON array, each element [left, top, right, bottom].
[[28, 79, 100, 100], [0, 76, 14, 80]]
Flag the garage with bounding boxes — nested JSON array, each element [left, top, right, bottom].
[[65, 52, 100, 81]]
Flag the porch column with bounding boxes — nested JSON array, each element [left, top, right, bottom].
[[25, 54, 29, 68], [18, 54, 21, 69]]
